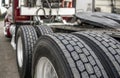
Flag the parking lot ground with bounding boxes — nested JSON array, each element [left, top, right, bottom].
[[0, 21, 19, 78]]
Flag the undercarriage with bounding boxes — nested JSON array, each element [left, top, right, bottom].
[[3, 0, 120, 78]]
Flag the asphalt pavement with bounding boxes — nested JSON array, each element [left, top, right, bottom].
[[0, 21, 19, 78]]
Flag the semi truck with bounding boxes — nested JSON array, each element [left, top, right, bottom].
[[3, 0, 120, 78], [0, 0, 8, 17]]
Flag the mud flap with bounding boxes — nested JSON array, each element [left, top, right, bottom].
[[10, 25, 16, 50], [11, 35, 16, 50], [76, 12, 120, 29], [93, 12, 120, 23]]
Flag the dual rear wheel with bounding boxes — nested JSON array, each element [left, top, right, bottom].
[[16, 25, 53, 78], [16, 26, 120, 78]]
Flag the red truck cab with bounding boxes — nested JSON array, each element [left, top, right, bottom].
[[13, 0, 30, 22], [4, 0, 30, 38]]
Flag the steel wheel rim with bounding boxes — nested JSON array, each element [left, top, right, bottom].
[[34, 57, 58, 78], [17, 37, 23, 68]]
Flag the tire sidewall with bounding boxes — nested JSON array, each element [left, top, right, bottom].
[[32, 39, 73, 78], [16, 27, 28, 78]]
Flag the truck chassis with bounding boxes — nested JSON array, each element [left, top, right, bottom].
[[3, 0, 120, 78]]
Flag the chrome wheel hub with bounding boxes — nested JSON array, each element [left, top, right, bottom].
[[34, 57, 58, 78], [17, 37, 23, 68]]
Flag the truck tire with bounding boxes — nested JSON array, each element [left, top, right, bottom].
[[34, 25, 53, 37], [73, 31, 120, 78], [32, 33, 109, 78], [16, 26, 38, 78]]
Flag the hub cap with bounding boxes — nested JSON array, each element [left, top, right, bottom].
[[17, 37, 23, 68], [34, 57, 58, 78]]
